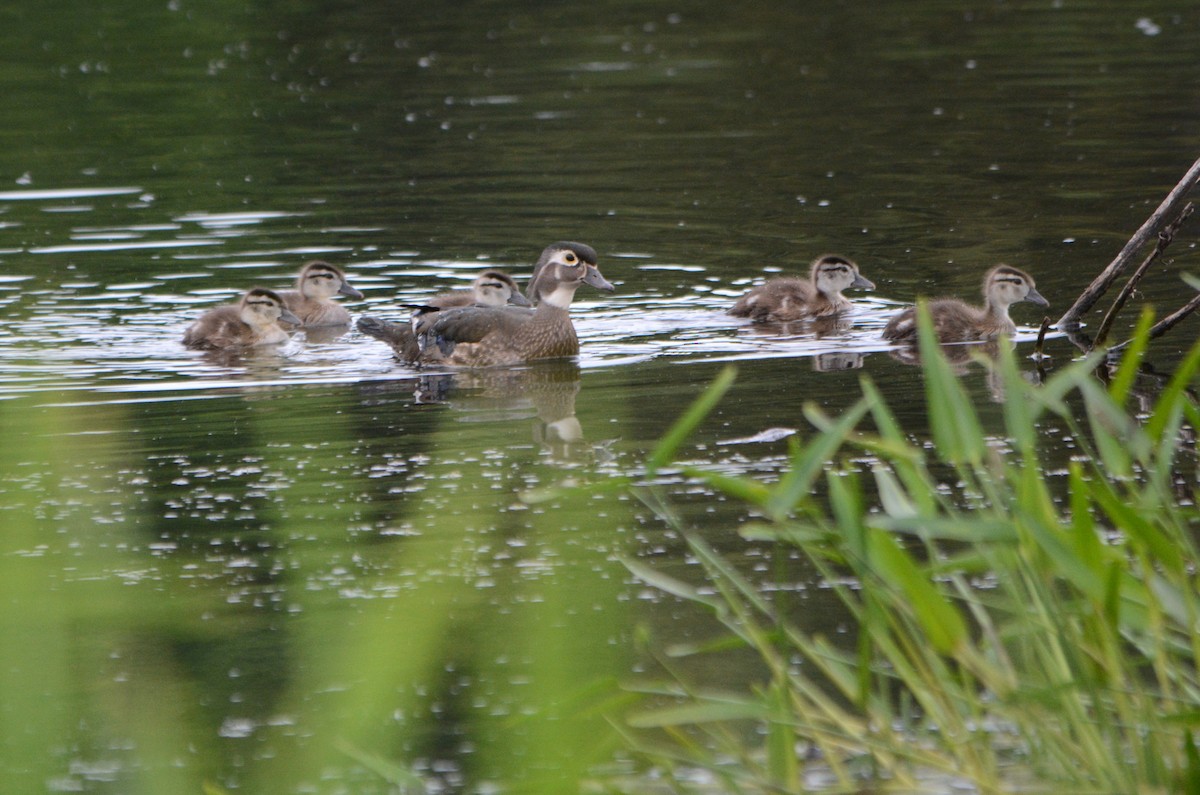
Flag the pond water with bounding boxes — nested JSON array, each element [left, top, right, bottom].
[[2, 1, 1199, 792]]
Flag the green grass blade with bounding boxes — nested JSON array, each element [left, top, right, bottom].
[[915, 303, 985, 466], [646, 365, 737, 476]]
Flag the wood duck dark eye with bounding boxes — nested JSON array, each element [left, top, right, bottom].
[[563, 252, 578, 265]]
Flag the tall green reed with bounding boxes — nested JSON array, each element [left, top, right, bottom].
[[621, 310, 1200, 793]]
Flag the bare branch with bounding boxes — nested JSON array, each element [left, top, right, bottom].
[[1057, 155, 1200, 329], [1109, 290, 1200, 353], [1091, 202, 1194, 349]]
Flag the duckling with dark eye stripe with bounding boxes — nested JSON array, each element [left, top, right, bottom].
[[881, 264, 1048, 344], [277, 260, 363, 327], [729, 254, 875, 322], [183, 288, 300, 350]]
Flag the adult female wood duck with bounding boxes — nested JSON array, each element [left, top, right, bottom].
[[277, 261, 363, 326], [359, 242, 613, 366], [729, 254, 875, 322], [182, 288, 301, 349], [881, 265, 1048, 343], [356, 269, 531, 360]]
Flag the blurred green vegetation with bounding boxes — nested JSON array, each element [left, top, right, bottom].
[[622, 314, 1200, 792]]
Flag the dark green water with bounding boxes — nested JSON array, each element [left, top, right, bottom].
[[1, 1, 1198, 792]]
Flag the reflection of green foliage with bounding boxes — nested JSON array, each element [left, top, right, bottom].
[[0, 385, 631, 793], [624, 314, 1200, 792]]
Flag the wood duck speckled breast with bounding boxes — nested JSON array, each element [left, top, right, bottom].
[[881, 265, 1048, 344], [357, 269, 531, 360], [729, 254, 875, 322], [183, 288, 300, 349], [360, 242, 612, 366], [277, 260, 363, 327]]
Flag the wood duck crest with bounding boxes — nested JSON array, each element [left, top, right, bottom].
[[278, 260, 363, 327], [881, 264, 1049, 344], [729, 254, 875, 322], [183, 288, 300, 349], [358, 242, 613, 367]]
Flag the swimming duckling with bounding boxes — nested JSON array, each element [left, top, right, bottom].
[[277, 260, 364, 326], [729, 254, 875, 322], [183, 288, 300, 350], [881, 265, 1048, 344], [356, 269, 531, 360], [360, 242, 613, 366]]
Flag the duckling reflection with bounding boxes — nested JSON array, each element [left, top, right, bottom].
[[730, 254, 875, 322], [738, 311, 856, 340], [888, 338, 1040, 403]]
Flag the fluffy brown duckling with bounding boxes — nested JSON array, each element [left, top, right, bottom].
[[729, 254, 875, 322], [360, 242, 613, 367], [277, 260, 363, 327], [356, 269, 531, 361], [182, 288, 300, 350], [881, 265, 1048, 344]]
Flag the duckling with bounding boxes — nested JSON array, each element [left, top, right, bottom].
[[356, 269, 531, 361], [881, 265, 1048, 344], [360, 242, 613, 367], [182, 288, 301, 350], [276, 260, 363, 326], [729, 254, 875, 322]]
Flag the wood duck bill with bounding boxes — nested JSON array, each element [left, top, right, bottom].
[[582, 264, 615, 292]]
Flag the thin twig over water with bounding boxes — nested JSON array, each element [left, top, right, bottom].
[[1058, 155, 1200, 329]]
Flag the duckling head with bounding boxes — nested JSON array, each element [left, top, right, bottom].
[[240, 288, 301, 328], [984, 265, 1048, 310], [811, 254, 875, 296], [296, 261, 364, 301], [473, 269, 532, 307]]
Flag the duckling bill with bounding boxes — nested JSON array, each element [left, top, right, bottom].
[[183, 288, 300, 350]]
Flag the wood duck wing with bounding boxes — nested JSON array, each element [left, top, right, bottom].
[[430, 304, 535, 344]]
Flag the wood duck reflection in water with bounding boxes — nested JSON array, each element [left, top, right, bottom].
[[412, 360, 594, 459], [730, 254, 875, 322], [359, 242, 613, 367], [356, 269, 531, 361], [182, 288, 300, 350], [812, 351, 865, 371], [882, 265, 1048, 344], [277, 260, 364, 327]]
